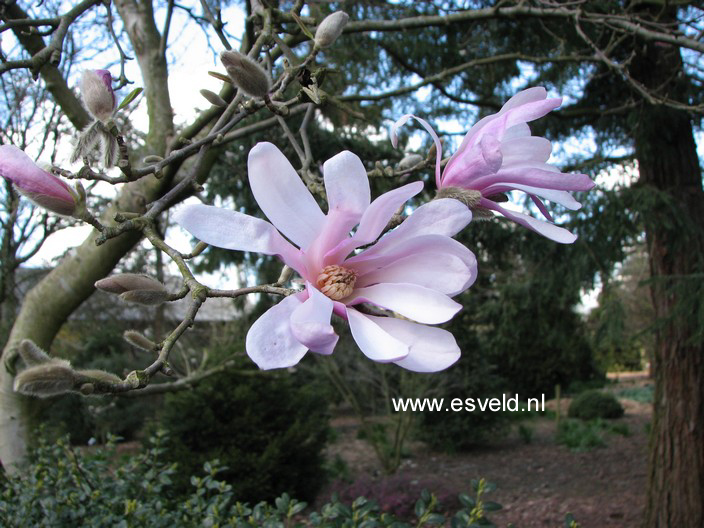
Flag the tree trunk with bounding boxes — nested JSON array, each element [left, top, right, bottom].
[[629, 9, 704, 527], [0, 0, 175, 474]]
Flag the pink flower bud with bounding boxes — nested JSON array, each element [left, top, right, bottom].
[[80, 69, 116, 122], [0, 145, 77, 216]]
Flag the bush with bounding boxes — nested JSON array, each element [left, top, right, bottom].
[[0, 432, 504, 528], [154, 358, 330, 503], [568, 390, 624, 420], [417, 333, 511, 452]]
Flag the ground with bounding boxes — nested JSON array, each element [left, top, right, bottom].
[[319, 374, 651, 528]]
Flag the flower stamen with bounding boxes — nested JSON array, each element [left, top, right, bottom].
[[316, 265, 357, 300]]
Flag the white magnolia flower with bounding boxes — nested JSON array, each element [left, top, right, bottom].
[[174, 143, 477, 372]]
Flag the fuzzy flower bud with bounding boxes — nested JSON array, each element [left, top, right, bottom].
[[124, 330, 157, 351], [80, 69, 116, 122], [314, 11, 349, 49], [397, 154, 423, 170], [220, 51, 271, 98], [0, 145, 77, 216], [14, 361, 77, 398], [95, 273, 166, 294], [18, 340, 52, 367], [120, 289, 169, 306]]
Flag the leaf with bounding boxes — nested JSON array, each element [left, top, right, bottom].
[[208, 71, 233, 84], [483, 501, 502, 512], [117, 87, 143, 111], [291, 12, 315, 41]]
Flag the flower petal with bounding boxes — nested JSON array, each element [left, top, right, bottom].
[[485, 199, 578, 244], [470, 167, 594, 192], [482, 183, 582, 210], [390, 114, 443, 186], [355, 251, 474, 296], [248, 142, 324, 249], [323, 181, 423, 265], [290, 286, 339, 355], [346, 308, 408, 362], [347, 283, 462, 324], [324, 150, 370, 221], [246, 294, 308, 369], [173, 204, 305, 273], [364, 315, 461, 372], [348, 199, 472, 263]]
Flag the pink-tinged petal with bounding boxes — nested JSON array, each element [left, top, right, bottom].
[[246, 294, 308, 369], [347, 283, 462, 324], [173, 204, 305, 274], [346, 308, 408, 362], [485, 199, 578, 244], [80, 70, 116, 121], [350, 234, 477, 292], [290, 286, 339, 355], [355, 252, 471, 296], [303, 209, 359, 278], [502, 86, 550, 110], [323, 181, 423, 265], [470, 167, 594, 192], [324, 150, 370, 220], [248, 142, 324, 249], [390, 114, 443, 187], [364, 315, 460, 372], [348, 200, 472, 263], [355, 239, 477, 296], [501, 136, 552, 165], [482, 183, 583, 210], [0, 145, 76, 216], [480, 134, 503, 173]]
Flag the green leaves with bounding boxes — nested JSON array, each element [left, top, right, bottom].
[[116, 87, 143, 111]]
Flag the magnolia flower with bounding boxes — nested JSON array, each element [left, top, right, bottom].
[[0, 145, 76, 216], [391, 87, 595, 243], [80, 69, 116, 122], [175, 142, 477, 372]]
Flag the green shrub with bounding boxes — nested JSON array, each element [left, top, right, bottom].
[[0, 432, 506, 528], [417, 335, 511, 452], [568, 390, 624, 420], [154, 358, 330, 503]]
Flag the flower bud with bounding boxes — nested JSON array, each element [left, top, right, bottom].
[[120, 289, 169, 306], [0, 145, 77, 216], [220, 51, 271, 98], [200, 89, 227, 107], [124, 330, 157, 351], [80, 69, 116, 122], [14, 361, 77, 398], [76, 369, 122, 384], [18, 340, 52, 367], [314, 11, 349, 49], [397, 154, 423, 170], [95, 273, 166, 294]]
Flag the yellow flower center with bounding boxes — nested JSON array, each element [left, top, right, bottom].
[[316, 265, 357, 300]]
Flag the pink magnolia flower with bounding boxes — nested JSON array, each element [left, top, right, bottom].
[[391, 87, 595, 243], [174, 142, 477, 372], [80, 69, 116, 122], [0, 145, 76, 216]]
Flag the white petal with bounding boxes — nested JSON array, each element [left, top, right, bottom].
[[290, 286, 338, 355], [172, 204, 304, 272], [489, 201, 578, 244], [501, 136, 552, 165], [348, 283, 462, 324], [324, 151, 370, 219], [355, 251, 473, 296], [246, 295, 308, 369], [248, 142, 324, 249], [368, 315, 461, 372], [483, 183, 582, 210], [346, 308, 408, 362]]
